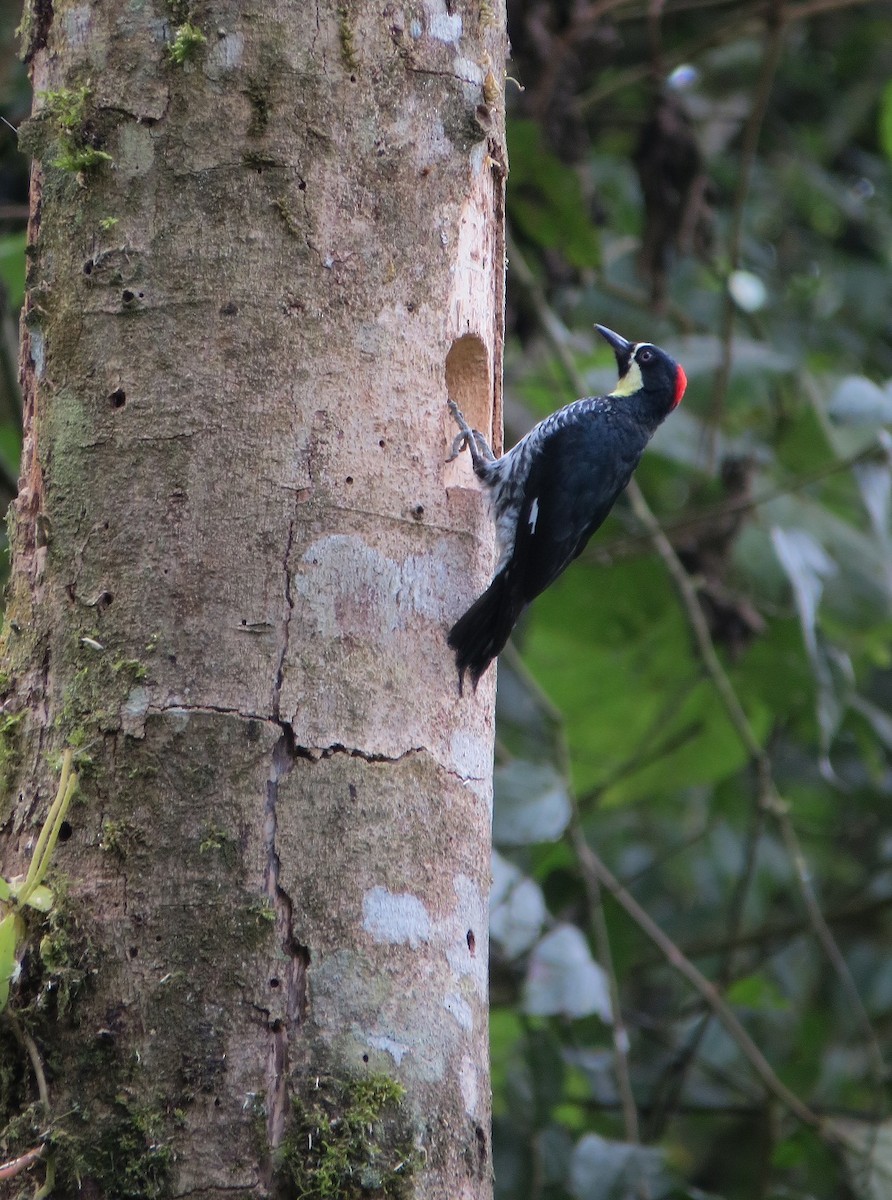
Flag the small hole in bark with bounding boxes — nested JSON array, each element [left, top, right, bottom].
[[214, 1097, 221, 1108], [350, 73, 357, 82], [220, 300, 238, 316], [466, 929, 476, 955], [58, 820, 73, 842], [362, 1054, 369, 1063], [122, 289, 134, 303], [95, 590, 113, 613], [269, 977, 280, 988], [128, 946, 139, 959], [298, 179, 307, 191], [109, 388, 126, 409], [345, 476, 353, 484], [379, 439, 385, 448], [83, 260, 93, 276]]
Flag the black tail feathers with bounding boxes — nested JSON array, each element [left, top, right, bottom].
[[448, 570, 524, 693]]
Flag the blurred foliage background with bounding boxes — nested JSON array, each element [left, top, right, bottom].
[[491, 1, 892, 1198], [1, 1, 892, 1197]]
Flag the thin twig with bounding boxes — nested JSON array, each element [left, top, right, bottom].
[[643, 891, 892, 963], [578, 7, 764, 112], [772, 803, 887, 1119], [503, 644, 643, 1147], [626, 477, 766, 759], [705, 6, 786, 469], [785, 0, 871, 16], [5, 1010, 51, 1111], [644, 798, 766, 1139], [0, 1144, 45, 1181], [591, 443, 884, 564], [570, 811, 643, 1146], [32, 1150, 55, 1200], [592, 274, 699, 334], [19, 749, 77, 905], [573, 834, 824, 1130]]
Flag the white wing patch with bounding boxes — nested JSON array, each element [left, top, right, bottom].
[[528, 496, 540, 534]]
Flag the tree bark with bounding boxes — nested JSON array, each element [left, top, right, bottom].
[[1, 2, 506, 1196]]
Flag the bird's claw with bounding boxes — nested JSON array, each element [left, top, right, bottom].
[[446, 399, 496, 468], [446, 429, 473, 462], [447, 400, 474, 462]]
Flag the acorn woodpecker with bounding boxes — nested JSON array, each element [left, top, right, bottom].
[[447, 325, 687, 691]]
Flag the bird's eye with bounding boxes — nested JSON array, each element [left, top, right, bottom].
[[637, 347, 654, 364]]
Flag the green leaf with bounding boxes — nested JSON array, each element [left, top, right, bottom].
[[21, 883, 54, 912], [508, 121, 600, 267], [0, 911, 17, 971], [878, 79, 892, 162], [772, 1133, 809, 1169], [0, 231, 26, 310], [0, 910, 21, 1011], [726, 972, 790, 1011]]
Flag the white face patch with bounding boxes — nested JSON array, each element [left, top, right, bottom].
[[528, 496, 540, 534], [609, 356, 643, 398]]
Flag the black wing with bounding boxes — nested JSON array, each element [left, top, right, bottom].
[[509, 418, 646, 605]]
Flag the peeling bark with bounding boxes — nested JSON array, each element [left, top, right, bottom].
[[0, 1, 506, 1196]]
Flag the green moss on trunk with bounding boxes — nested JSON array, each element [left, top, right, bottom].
[[276, 1072, 420, 1198]]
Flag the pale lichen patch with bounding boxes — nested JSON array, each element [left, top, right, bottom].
[[362, 885, 432, 948]]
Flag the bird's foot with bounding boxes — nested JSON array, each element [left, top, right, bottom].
[[446, 400, 495, 468]]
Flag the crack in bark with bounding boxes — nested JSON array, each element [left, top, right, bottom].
[[263, 727, 308, 1153], [147, 702, 274, 722], [140, 705, 482, 778], [293, 741, 426, 764], [405, 64, 486, 85], [272, 519, 295, 721], [262, 519, 305, 1159], [292, 742, 484, 784]]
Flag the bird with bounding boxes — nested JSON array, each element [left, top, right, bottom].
[[446, 324, 686, 692]]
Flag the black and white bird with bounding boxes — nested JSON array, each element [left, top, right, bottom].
[[446, 324, 687, 691]]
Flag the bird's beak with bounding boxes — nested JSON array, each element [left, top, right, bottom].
[[594, 324, 634, 359]]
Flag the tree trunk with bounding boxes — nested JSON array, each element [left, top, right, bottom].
[[1, 2, 506, 1196]]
